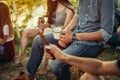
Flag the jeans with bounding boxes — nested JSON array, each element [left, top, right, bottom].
[[0, 45, 4, 55], [27, 33, 103, 80], [107, 32, 120, 47]]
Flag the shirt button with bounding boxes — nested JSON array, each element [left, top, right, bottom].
[[82, 22, 84, 25]]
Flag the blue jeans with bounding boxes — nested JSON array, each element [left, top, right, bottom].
[[0, 45, 4, 55], [27, 33, 103, 80]]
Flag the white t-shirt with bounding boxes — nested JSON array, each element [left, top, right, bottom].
[[3, 24, 13, 42], [3, 24, 9, 36]]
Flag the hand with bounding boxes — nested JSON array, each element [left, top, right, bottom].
[[59, 30, 73, 45], [44, 44, 66, 61], [58, 40, 67, 48], [39, 23, 49, 30]]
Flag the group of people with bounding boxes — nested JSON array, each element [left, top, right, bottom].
[[15, 0, 74, 75], [0, 0, 120, 80]]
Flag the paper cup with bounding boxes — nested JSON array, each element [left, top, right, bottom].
[[52, 27, 62, 39]]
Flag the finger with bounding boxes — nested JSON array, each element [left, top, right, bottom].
[[45, 52, 53, 59]]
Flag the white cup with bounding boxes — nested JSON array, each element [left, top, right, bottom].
[[52, 27, 62, 39]]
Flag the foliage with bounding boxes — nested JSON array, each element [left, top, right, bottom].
[[2, 0, 77, 44], [3, 0, 47, 42]]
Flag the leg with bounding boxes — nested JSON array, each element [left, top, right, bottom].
[[27, 33, 58, 76], [38, 54, 49, 75], [16, 28, 39, 63], [49, 43, 103, 80], [79, 73, 104, 80]]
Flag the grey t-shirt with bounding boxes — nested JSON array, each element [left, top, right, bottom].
[[53, 7, 66, 27]]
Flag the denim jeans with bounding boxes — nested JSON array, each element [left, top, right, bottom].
[[0, 45, 4, 55], [27, 33, 103, 80], [107, 32, 120, 47]]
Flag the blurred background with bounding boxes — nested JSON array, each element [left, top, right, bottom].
[[1, 0, 78, 55]]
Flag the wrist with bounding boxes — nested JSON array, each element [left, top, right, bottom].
[[62, 53, 70, 62], [72, 32, 77, 40]]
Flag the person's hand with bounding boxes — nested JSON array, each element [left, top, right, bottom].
[[39, 23, 49, 30], [58, 40, 67, 48], [44, 44, 66, 61], [59, 30, 73, 45]]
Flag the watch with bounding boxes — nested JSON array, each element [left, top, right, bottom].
[[72, 33, 77, 40]]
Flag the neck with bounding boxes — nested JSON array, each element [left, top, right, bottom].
[[57, 2, 63, 8]]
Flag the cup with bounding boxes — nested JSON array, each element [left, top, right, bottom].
[[38, 17, 44, 24], [52, 27, 62, 39], [44, 17, 48, 23]]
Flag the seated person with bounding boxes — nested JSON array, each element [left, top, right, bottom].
[[0, 1, 15, 61]]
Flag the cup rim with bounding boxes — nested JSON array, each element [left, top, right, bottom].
[[52, 27, 62, 33]]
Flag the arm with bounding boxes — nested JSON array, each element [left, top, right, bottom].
[[0, 38, 4, 45], [75, 31, 103, 41], [45, 44, 120, 76], [64, 14, 78, 31], [62, 8, 74, 29], [65, 56, 120, 76]]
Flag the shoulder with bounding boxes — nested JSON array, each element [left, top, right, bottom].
[[65, 5, 74, 14], [3, 24, 9, 29]]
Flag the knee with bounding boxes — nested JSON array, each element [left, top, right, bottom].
[[32, 35, 42, 44], [22, 29, 31, 38], [49, 60, 59, 73]]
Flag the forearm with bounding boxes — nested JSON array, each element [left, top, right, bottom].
[[76, 31, 104, 41], [64, 15, 78, 31], [63, 54, 103, 74], [63, 55, 120, 76]]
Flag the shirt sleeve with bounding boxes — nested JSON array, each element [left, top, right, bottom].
[[3, 24, 9, 36], [99, 0, 116, 41]]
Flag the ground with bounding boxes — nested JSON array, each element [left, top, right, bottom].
[[0, 45, 120, 80]]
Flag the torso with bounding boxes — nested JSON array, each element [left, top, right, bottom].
[[53, 7, 66, 27]]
